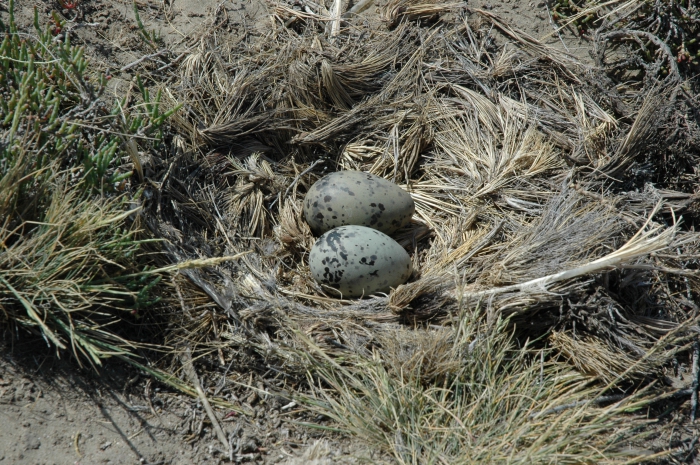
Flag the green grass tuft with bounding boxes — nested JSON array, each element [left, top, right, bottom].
[[0, 0, 172, 366]]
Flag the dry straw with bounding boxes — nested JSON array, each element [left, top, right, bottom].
[[148, 0, 699, 461]]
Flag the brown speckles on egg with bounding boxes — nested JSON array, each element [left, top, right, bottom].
[[309, 225, 412, 298], [302, 171, 414, 236]]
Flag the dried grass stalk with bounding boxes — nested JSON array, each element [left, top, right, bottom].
[[152, 5, 700, 457]]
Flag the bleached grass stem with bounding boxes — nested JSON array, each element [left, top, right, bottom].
[[181, 347, 231, 455], [457, 202, 676, 299]]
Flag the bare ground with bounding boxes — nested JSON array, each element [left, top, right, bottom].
[[0, 339, 387, 464]]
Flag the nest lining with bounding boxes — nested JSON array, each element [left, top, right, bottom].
[[147, 1, 700, 384]]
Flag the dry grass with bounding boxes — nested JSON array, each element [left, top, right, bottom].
[[0, 165, 144, 363], [141, 2, 700, 459], [5, 0, 698, 461], [296, 309, 670, 464]]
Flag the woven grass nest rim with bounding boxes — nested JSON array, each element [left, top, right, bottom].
[[143, 1, 700, 460]]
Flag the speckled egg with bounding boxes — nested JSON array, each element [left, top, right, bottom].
[[303, 171, 414, 236], [309, 225, 412, 298]]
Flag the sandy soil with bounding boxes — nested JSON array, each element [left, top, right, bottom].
[[0, 339, 389, 464], [0, 0, 593, 463], [1, 344, 199, 465]]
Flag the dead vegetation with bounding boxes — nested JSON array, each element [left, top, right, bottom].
[[4, 0, 700, 462], [129, 0, 700, 460]]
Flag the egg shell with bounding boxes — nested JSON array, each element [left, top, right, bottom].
[[303, 171, 415, 236], [309, 225, 412, 298]]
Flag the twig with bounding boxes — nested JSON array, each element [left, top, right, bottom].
[[64, 22, 100, 33], [342, 0, 374, 18], [531, 386, 699, 420], [457, 220, 503, 267], [120, 49, 169, 72], [691, 340, 699, 422], [475, 9, 578, 67], [284, 159, 325, 199], [66, 22, 100, 30], [303, 0, 330, 15], [156, 52, 186, 72], [144, 379, 163, 425], [181, 347, 231, 455], [683, 436, 699, 462], [538, 0, 636, 41], [280, 3, 329, 27], [328, 0, 343, 38], [73, 432, 82, 458], [544, 3, 569, 53], [127, 427, 145, 440], [120, 251, 252, 276], [270, 159, 325, 209]]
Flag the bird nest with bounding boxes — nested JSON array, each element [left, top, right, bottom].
[[146, 0, 700, 412]]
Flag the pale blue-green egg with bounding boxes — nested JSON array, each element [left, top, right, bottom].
[[309, 225, 412, 298], [303, 171, 414, 236]]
